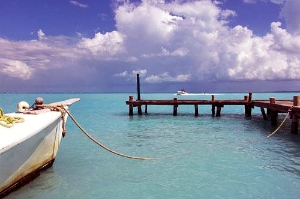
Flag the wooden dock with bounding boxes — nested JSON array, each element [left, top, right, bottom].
[[126, 93, 300, 135]]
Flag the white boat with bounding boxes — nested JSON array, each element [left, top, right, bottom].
[[176, 89, 189, 95], [0, 97, 80, 197]]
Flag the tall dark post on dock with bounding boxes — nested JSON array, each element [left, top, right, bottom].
[[137, 74, 141, 101]]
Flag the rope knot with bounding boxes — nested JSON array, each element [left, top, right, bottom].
[[36, 104, 67, 137]]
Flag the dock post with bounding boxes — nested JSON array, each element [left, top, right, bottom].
[[248, 92, 252, 116], [173, 98, 178, 116], [244, 96, 251, 117], [291, 116, 298, 134], [137, 74, 141, 100], [260, 107, 268, 120], [248, 92, 252, 102], [145, 105, 148, 114], [270, 97, 277, 126], [293, 96, 300, 106], [194, 104, 199, 117], [136, 74, 142, 115], [291, 96, 300, 134], [271, 112, 278, 126], [211, 95, 215, 117], [270, 97, 276, 104], [216, 105, 222, 117], [129, 96, 134, 116], [138, 105, 142, 115]]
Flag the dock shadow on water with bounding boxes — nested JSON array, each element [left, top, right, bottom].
[[3, 93, 300, 199]]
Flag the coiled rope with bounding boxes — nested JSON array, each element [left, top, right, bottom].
[[267, 108, 293, 138], [0, 108, 24, 128]]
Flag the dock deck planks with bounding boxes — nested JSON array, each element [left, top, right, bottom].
[[126, 94, 300, 134]]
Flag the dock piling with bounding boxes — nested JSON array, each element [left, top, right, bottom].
[[138, 105, 142, 115], [173, 98, 178, 116], [126, 94, 300, 135], [129, 96, 134, 116], [216, 105, 222, 117], [293, 96, 300, 106], [211, 95, 215, 117], [291, 96, 300, 134], [260, 107, 268, 120], [194, 105, 199, 117], [270, 97, 276, 104], [291, 116, 298, 134], [249, 92, 252, 102], [269, 97, 278, 126], [244, 96, 251, 117]]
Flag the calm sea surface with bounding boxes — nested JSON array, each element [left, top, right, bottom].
[[1, 92, 300, 199]]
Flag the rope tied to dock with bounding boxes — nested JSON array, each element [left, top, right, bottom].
[[0, 108, 24, 128], [267, 107, 293, 138], [38, 104, 164, 160], [61, 106, 163, 160]]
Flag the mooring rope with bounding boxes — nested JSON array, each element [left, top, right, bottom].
[[36, 104, 155, 160], [62, 106, 167, 160], [267, 108, 293, 138]]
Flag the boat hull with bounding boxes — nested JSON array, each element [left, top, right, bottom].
[[177, 90, 188, 95], [0, 115, 64, 197]]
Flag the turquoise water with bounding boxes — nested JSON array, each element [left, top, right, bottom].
[[1, 92, 300, 199]]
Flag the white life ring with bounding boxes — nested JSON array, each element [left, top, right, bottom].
[[17, 101, 30, 113]]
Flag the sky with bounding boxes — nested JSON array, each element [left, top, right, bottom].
[[1, 0, 300, 93]]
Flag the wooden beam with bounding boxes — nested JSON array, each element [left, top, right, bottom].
[[211, 105, 215, 117], [194, 104, 198, 117], [248, 92, 252, 102], [244, 96, 251, 117], [138, 105, 142, 115], [129, 96, 133, 116], [211, 95, 215, 117], [260, 107, 268, 120], [270, 111, 278, 126], [245, 105, 252, 117], [294, 96, 300, 106], [216, 105, 222, 117], [173, 98, 178, 116], [291, 115, 299, 134]]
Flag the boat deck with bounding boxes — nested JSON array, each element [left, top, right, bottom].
[[0, 110, 62, 152]]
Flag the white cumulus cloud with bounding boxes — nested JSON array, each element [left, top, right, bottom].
[[0, 59, 34, 80], [78, 31, 125, 59], [1, 0, 300, 92]]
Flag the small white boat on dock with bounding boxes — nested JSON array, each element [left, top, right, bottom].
[[0, 97, 80, 197]]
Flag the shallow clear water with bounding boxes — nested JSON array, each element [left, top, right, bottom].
[[1, 92, 300, 199]]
